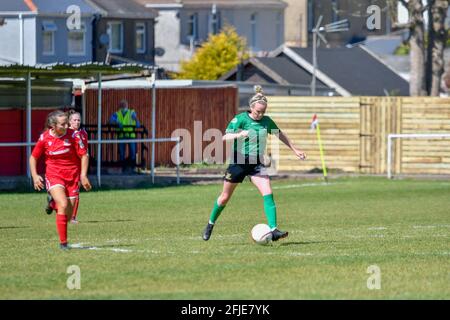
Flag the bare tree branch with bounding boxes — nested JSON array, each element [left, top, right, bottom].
[[399, 0, 409, 9], [422, 1, 434, 13]]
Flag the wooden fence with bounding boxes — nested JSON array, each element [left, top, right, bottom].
[[267, 96, 450, 175], [84, 86, 238, 168]]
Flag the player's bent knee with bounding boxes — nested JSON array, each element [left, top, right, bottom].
[[56, 200, 69, 211], [219, 193, 231, 205]]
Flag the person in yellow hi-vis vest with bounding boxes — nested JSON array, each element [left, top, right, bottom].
[[110, 100, 140, 171]]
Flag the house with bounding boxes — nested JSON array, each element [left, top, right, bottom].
[[307, 0, 391, 47], [0, 0, 37, 65], [283, 0, 308, 48], [136, 0, 287, 72], [0, 0, 157, 66], [87, 0, 158, 65], [33, 0, 97, 64], [221, 45, 410, 96]]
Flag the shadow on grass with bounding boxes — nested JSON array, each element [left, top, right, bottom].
[[81, 219, 135, 224], [279, 240, 336, 246], [0, 226, 30, 229]]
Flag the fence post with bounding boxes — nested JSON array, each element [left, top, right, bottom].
[[26, 72, 32, 181], [97, 73, 102, 187], [387, 134, 392, 179], [151, 70, 156, 184]]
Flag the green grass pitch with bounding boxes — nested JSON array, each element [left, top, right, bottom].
[[0, 177, 449, 299]]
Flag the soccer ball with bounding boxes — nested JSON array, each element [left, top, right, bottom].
[[251, 224, 273, 245]]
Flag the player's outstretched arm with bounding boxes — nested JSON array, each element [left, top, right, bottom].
[[277, 131, 306, 160], [80, 154, 92, 191], [29, 155, 44, 191], [222, 130, 249, 141]]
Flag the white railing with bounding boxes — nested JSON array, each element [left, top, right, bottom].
[[0, 137, 181, 186]]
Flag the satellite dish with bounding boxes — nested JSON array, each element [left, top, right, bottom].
[[99, 33, 109, 45], [155, 47, 165, 57]]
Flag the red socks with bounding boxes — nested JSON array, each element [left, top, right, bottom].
[[56, 214, 68, 245]]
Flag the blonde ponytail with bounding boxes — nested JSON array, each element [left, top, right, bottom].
[[249, 85, 267, 107]]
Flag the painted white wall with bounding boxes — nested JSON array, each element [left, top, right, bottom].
[[0, 15, 36, 65], [23, 15, 37, 65], [154, 10, 192, 72]]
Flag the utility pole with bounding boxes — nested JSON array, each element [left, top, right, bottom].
[[311, 16, 349, 96]]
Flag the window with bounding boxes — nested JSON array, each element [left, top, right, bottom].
[[42, 20, 57, 55], [250, 13, 257, 50], [187, 13, 198, 41], [107, 21, 123, 53], [68, 23, 85, 56], [136, 22, 146, 53]]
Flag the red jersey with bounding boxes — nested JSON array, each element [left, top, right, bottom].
[[32, 128, 87, 177], [74, 128, 89, 155], [78, 128, 88, 146], [73, 128, 89, 171]]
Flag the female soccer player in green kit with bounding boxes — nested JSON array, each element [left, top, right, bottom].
[[202, 86, 306, 241]]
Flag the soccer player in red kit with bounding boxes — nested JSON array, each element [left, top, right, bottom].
[[67, 110, 88, 224], [45, 110, 89, 222], [30, 110, 92, 250]]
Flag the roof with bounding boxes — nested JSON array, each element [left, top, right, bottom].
[[220, 56, 328, 88], [87, 0, 158, 19], [286, 46, 410, 96], [0, 63, 156, 79], [0, 0, 34, 12], [138, 0, 287, 9], [254, 57, 327, 86], [87, 79, 193, 89]]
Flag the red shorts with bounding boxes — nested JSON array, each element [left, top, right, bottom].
[[45, 172, 80, 199]]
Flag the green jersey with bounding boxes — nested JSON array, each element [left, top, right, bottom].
[[225, 112, 279, 158]]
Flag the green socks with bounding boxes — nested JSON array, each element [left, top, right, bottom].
[[208, 195, 276, 228], [263, 194, 277, 229], [209, 200, 226, 224]]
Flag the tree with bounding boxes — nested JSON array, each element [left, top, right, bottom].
[[388, 0, 449, 96], [428, 0, 449, 95], [175, 26, 249, 80]]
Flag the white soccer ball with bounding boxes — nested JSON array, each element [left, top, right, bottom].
[[251, 224, 273, 245]]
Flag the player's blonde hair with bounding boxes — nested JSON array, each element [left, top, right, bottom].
[[68, 109, 81, 121], [46, 110, 67, 128], [248, 85, 267, 108]]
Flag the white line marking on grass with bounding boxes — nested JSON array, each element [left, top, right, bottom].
[[258, 251, 314, 257], [286, 252, 314, 256], [272, 182, 336, 190], [105, 239, 122, 243], [413, 225, 436, 229], [70, 243, 133, 253], [367, 227, 387, 230], [413, 225, 450, 229], [109, 248, 133, 253]]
